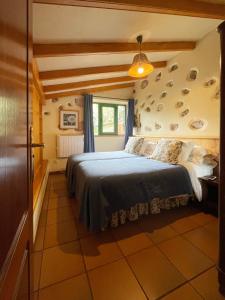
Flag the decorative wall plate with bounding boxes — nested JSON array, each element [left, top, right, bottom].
[[155, 72, 162, 82], [168, 64, 178, 73], [175, 101, 184, 109], [145, 126, 152, 132], [187, 68, 198, 81], [140, 102, 146, 109], [155, 123, 162, 130], [44, 111, 50, 116], [166, 80, 174, 87], [141, 80, 149, 89], [181, 88, 190, 95], [147, 94, 152, 99], [189, 119, 206, 130], [67, 102, 72, 107], [180, 109, 190, 117], [52, 98, 58, 103], [160, 91, 167, 98], [145, 107, 151, 112], [214, 88, 220, 100], [156, 103, 163, 112], [58, 105, 63, 111], [170, 123, 179, 131], [150, 100, 155, 105], [204, 78, 217, 87]]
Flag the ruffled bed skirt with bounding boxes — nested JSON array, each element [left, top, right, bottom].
[[110, 194, 192, 228]]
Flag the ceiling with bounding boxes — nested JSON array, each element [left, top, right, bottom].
[[33, 3, 221, 99]]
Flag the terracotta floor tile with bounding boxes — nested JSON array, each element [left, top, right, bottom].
[[47, 206, 74, 225], [89, 259, 147, 300], [146, 225, 177, 244], [184, 227, 218, 262], [189, 212, 217, 226], [191, 268, 225, 300], [170, 216, 199, 234], [32, 251, 42, 291], [48, 196, 71, 210], [112, 222, 153, 256], [76, 221, 93, 239], [49, 189, 68, 199], [127, 247, 185, 300], [34, 226, 45, 252], [80, 231, 122, 270], [39, 274, 92, 300], [40, 241, 85, 289], [33, 292, 38, 300], [204, 220, 219, 237], [161, 284, 202, 300], [159, 236, 214, 279], [51, 181, 67, 191], [39, 210, 47, 228], [44, 219, 78, 248]]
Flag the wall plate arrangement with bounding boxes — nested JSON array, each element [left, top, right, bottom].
[[145, 126, 152, 132], [52, 98, 58, 103], [67, 102, 72, 107], [147, 94, 152, 99], [187, 68, 199, 81], [189, 119, 206, 130], [170, 123, 179, 131], [155, 72, 162, 82], [44, 111, 50, 116], [181, 88, 191, 95], [213, 88, 220, 100], [175, 101, 184, 109], [145, 107, 151, 112], [160, 91, 167, 98], [140, 102, 146, 109], [150, 99, 155, 105], [133, 89, 136, 94], [180, 108, 190, 117], [168, 63, 178, 73], [58, 105, 63, 111], [156, 103, 164, 112], [135, 99, 138, 105], [141, 80, 149, 89], [166, 80, 174, 87], [204, 77, 217, 87], [155, 122, 162, 130]]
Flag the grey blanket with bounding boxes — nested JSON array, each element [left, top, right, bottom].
[[75, 157, 193, 231], [66, 151, 138, 196]]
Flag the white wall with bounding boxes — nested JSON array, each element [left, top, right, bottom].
[[134, 30, 220, 138]]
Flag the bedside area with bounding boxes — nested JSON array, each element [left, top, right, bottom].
[[199, 176, 219, 216]]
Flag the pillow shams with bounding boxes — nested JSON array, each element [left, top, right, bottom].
[[150, 139, 183, 164], [124, 137, 144, 154]]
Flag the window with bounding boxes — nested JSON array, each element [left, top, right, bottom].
[[93, 103, 126, 136]]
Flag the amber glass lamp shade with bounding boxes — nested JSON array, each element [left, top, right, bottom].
[[128, 52, 154, 78]]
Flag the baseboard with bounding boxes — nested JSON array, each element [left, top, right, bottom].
[[33, 162, 49, 242]]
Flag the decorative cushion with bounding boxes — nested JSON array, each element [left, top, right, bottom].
[[202, 154, 218, 168], [139, 141, 157, 156], [150, 139, 183, 164], [188, 145, 207, 165], [178, 142, 194, 162], [124, 137, 144, 154]]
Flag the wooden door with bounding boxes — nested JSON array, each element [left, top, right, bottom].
[[0, 0, 33, 299]]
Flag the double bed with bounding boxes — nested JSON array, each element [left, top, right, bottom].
[[65, 147, 214, 231]]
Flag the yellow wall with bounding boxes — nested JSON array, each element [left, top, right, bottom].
[[134, 30, 220, 138]]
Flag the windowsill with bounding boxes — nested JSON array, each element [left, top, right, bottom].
[[94, 135, 125, 138]]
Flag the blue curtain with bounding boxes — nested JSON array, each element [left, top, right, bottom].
[[83, 94, 95, 152], [124, 99, 135, 146]]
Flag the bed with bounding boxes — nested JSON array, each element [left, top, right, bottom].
[[67, 154, 194, 231], [66, 151, 138, 196]]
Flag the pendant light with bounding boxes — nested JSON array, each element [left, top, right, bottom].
[[128, 35, 154, 78]]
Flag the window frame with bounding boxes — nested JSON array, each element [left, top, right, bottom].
[[93, 102, 127, 136]]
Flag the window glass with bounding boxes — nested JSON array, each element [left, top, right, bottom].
[[102, 106, 116, 134], [118, 105, 126, 135], [93, 103, 99, 135]]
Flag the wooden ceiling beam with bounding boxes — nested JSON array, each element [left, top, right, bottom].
[[45, 82, 134, 99], [43, 76, 136, 92], [34, 41, 196, 57], [39, 61, 167, 80], [33, 0, 225, 20]]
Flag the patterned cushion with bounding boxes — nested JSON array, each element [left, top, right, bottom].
[[139, 141, 157, 156], [124, 137, 144, 154], [150, 139, 183, 164], [188, 145, 207, 164]]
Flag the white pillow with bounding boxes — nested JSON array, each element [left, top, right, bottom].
[[139, 141, 157, 156], [125, 137, 144, 154], [178, 142, 194, 162], [188, 145, 207, 165]]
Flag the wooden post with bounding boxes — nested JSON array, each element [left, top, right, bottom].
[[218, 21, 225, 296]]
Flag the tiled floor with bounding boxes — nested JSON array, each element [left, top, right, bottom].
[[33, 174, 225, 300]]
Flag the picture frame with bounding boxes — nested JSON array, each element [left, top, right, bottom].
[[59, 110, 79, 129]]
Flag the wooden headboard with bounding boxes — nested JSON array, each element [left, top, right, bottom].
[[137, 136, 220, 155]]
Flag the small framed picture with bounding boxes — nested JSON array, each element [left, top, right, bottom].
[[60, 110, 79, 129]]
